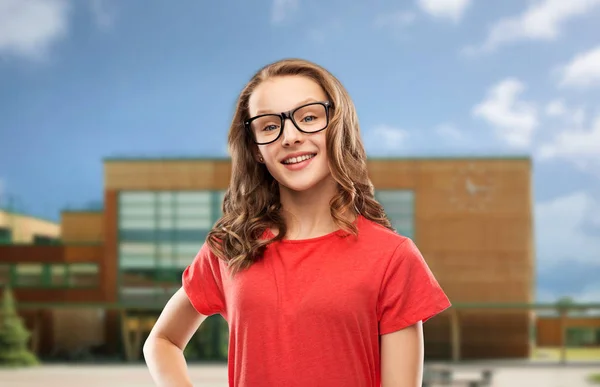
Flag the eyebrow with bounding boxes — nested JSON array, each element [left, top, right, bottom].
[[255, 97, 321, 115]]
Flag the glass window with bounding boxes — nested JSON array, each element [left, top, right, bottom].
[[15, 264, 44, 287], [120, 192, 155, 205], [33, 234, 60, 245], [375, 190, 415, 239], [566, 327, 595, 346], [120, 254, 156, 269], [118, 190, 223, 303], [0, 264, 10, 286], [0, 227, 11, 244], [50, 264, 68, 287], [120, 285, 176, 305], [174, 191, 211, 205], [68, 263, 99, 287], [119, 217, 155, 230]]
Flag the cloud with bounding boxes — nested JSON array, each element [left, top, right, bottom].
[[364, 124, 409, 154], [537, 114, 600, 174], [545, 99, 567, 117], [463, 0, 600, 54], [544, 99, 586, 126], [0, 0, 70, 61], [90, 0, 116, 30], [537, 260, 600, 304], [558, 45, 600, 89], [271, 0, 299, 24], [417, 0, 471, 22], [535, 191, 600, 267], [472, 78, 539, 148]]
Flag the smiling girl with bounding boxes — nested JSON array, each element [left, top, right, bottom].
[[143, 58, 451, 387]]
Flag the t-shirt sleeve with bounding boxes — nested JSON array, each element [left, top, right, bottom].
[[182, 242, 226, 316], [377, 238, 451, 335]]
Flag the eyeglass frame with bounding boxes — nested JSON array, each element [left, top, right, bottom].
[[244, 101, 333, 145]]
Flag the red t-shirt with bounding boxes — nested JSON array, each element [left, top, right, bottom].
[[182, 215, 451, 387]]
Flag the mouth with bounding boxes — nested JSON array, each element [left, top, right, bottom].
[[281, 153, 317, 165]]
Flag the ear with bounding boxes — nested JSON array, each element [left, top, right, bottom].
[[252, 147, 264, 163]]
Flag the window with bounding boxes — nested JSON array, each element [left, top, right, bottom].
[[15, 264, 44, 287], [118, 190, 224, 304], [375, 190, 415, 239], [33, 234, 60, 245], [68, 263, 99, 287], [566, 327, 596, 346], [50, 264, 68, 286], [0, 227, 11, 244], [0, 264, 9, 286]]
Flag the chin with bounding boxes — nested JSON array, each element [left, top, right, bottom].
[[277, 172, 334, 194], [279, 179, 321, 193]]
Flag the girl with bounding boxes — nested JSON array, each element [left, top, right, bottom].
[[143, 58, 451, 387]]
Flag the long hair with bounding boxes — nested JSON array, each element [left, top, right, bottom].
[[206, 58, 393, 275]]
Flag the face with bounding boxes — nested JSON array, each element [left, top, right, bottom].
[[247, 75, 332, 193]]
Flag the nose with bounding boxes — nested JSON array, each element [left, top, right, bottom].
[[280, 117, 303, 147]]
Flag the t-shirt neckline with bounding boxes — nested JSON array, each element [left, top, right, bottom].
[[263, 214, 363, 244]]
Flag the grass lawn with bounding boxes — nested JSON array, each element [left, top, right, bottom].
[[588, 373, 600, 384], [532, 346, 600, 361]]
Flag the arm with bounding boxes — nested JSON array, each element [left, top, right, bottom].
[[143, 287, 208, 387], [380, 321, 424, 387]]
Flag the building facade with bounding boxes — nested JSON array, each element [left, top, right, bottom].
[[0, 156, 535, 360]]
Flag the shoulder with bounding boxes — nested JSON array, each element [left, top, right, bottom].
[[355, 215, 425, 268], [356, 215, 411, 249]]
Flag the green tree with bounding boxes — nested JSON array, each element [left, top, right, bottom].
[[0, 285, 39, 367]]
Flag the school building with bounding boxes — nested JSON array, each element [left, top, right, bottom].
[[0, 156, 539, 360]]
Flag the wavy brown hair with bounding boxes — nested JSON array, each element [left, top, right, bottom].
[[206, 58, 393, 275]]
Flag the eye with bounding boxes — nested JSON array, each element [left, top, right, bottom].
[[301, 115, 317, 122], [263, 124, 279, 132]]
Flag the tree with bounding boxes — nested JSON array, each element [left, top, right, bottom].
[[0, 285, 39, 367]]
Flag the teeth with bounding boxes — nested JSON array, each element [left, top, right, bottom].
[[283, 154, 315, 164]]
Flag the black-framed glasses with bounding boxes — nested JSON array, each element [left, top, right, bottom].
[[245, 101, 332, 145]]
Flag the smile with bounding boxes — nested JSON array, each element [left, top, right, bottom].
[[282, 153, 316, 165]]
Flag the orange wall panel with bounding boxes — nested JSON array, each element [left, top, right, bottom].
[[537, 316, 600, 346], [103, 190, 118, 303], [61, 211, 104, 243]]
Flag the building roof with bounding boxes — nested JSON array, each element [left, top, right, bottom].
[[103, 154, 532, 163], [0, 208, 59, 225]]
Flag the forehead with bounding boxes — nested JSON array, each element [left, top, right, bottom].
[[248, 75, 327, 116]]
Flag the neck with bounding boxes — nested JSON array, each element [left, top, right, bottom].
[[276, 176, 355, 240]]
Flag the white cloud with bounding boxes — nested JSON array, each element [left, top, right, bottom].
[[464, 0, 600, 54], [364, 124, 409, 154], [90, 0, 116, 30], [573, 284, 600, 304], [535, 191, 600, 266], [0, 0, 70, 61], [271, 0, 299, 24], [544, 99, 586, 126], [417, 0, 471, 22], [472, 78, 539, 148], [558, 45, 600, 89], [537, 114, 600, 173], [545, 99, 567, 117]]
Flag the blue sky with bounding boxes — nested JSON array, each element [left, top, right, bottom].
[[0, 0, 599, 303]]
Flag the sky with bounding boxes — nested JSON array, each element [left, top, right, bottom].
[[0, 0, 599, 303]]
